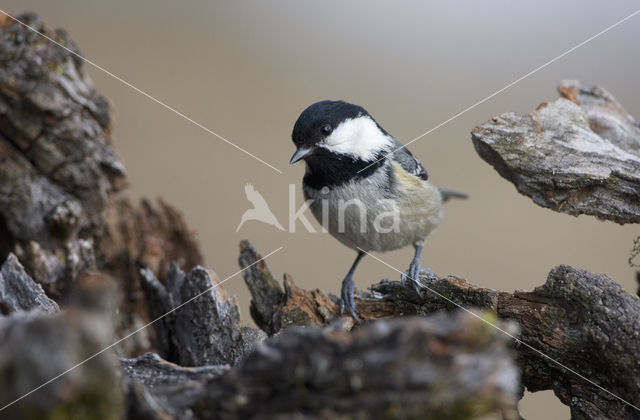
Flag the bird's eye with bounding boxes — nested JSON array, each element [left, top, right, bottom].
[[320, 124, 333, 135]]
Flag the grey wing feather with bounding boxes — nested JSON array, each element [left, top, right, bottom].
[[388, 138, 468, 201], [388, 138, 429, 180]]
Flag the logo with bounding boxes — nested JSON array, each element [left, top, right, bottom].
[[236, 183, 402, 233], [236, 184, 285, 232]]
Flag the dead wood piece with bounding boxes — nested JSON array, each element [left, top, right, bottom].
[[0, 12, 141, 316], [122, 352, 229, 388], [0, 272, 123, 419], [13, 238, 97, 299], [121, 352, 228, 420], [496, 266, 640, 419], [0, 253, 59, 314], [0, 12, 210, 360], [472, 80, 640, 224], [139, 262, 265, 367], [369, 271, 640, 419], [199, 311, 519, 419], [558, 80, 640, 154], [277, 273, 342, 328], [238, 239, 283, 334], [122, 312, 519, 420], [241, 241, 640, 418], [0, 12, 126, 253], [98, 196, 204, 352], [239, 240, 347, 332], [98, 197, 204, 286]]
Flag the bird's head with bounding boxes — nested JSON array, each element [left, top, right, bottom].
[[290, 100, 392, 164]]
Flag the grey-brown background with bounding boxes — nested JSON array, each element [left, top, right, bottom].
[[4, 1, 639, 417]]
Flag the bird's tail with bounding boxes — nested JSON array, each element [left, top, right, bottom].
[[438, 187, 469, 202]]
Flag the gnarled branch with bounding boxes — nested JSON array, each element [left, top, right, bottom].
[[472, 80, 640, 224], [240, 241, 640, 419]]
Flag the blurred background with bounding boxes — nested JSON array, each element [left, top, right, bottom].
[[4, 1, 639, 417]]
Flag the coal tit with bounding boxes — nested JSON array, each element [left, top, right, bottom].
[[290, 100, 466, 320]]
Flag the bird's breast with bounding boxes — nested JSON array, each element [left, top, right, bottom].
[[303, 162, 443, 252]]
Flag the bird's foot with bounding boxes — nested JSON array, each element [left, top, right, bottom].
[[340, 275, 360, 322], [420, 267, 437, 278], [401, 259, 436, 296]]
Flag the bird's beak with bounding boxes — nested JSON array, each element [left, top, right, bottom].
[[289, 147, 313, 164]]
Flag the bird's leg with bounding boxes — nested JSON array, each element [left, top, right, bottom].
[[340, 251, 365, 322], [401, 242, 436, 294]]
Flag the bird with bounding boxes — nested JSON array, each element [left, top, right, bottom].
[[289, 100, 467, 320], [236, 183, 285, 232]]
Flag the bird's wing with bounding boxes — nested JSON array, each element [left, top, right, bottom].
[[389, 138, 429, 181], [387, 140, 468, 201]]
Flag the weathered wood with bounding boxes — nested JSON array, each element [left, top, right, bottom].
[[98, 197, 204, 286], [0, 13, 206, 358], [122, 311, 520, 420], [240, 241, 640, 419], [205, 312, 519, 419], [140, 263, 265, 367], [99, 196, 205, 354], [121, 352, 228, 419], [239, 240, 344, 332], [238, 240, 283, 335], [558, 80, 640, 155], [472, 80, 640, 224], [0, 11, 127, 299], [0, 270, 123, 419], [0, 253, 59, 314], [377, 268, 640, 419], [0, 12, 127, 252]]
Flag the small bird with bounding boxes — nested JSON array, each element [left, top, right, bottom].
[[236, 183, 285, 232], [290, 100, 466, 320]]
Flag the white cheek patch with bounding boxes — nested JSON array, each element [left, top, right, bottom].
[[320, 116, 392, 161]]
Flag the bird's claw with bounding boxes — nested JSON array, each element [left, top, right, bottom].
[[401, 259, 436, 297], [340, 275, 360, 322], [420, 267, 437, 278]]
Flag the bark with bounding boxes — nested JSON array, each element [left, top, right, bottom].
[[122, 352, 228, 419], [0, 13, 205, 355], [139, 262, 265, 367], [0, 243, 519, 420], [0, 260, 123, 419], [471, 80, 640, 224], [122, 247, 521, 419], [238, 240, 284, 334], [98, 196, 205, 355], [0, 253, 59, 314], [122, 310, 520, 420], [0, 12, 126, 252], [98, 197, 204, 287], [240, 243, 640, 419], [0, 11, 131, 302]]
